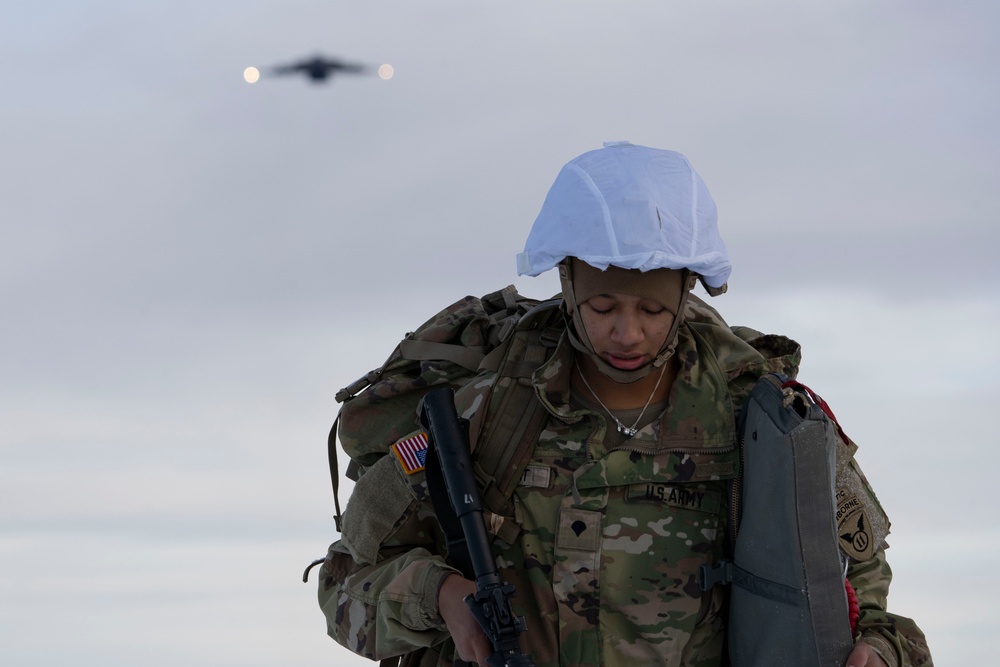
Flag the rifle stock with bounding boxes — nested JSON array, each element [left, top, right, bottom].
[[421, 387, 536, 667]]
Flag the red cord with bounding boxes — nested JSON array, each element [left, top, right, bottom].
[[845, 578, 860, 635]]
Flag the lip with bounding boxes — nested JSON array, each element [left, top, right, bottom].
[[604, 353, 648, 371]]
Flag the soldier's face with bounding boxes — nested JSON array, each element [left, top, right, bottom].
[[578, 293, 676, 372]]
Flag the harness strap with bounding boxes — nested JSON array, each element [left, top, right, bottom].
[[699, 560, 805, 608]]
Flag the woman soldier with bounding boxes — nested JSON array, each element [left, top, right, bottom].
[[324, 142, 931, 667]]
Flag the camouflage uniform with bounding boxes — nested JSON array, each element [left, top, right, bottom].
[[319, 298, 931, 667]]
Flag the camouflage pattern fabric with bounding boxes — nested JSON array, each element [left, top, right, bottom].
[[318, 295, 931, 667], [336, 292, 522, 471]]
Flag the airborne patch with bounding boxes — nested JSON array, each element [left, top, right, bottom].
[[391, 432, 428, 475], [836, 489, 874, 561]]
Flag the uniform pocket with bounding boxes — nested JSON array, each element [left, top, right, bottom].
[[341, 453, 418, 565]]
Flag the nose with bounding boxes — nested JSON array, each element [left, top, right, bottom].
[[611, 311, 644, 347]]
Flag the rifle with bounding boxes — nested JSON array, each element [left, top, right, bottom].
[[420, 387, 536, 667]]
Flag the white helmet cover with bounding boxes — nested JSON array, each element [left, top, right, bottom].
[[516, 141, 731, 290]]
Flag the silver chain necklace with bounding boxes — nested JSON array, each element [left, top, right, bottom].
[[575, 363, 667, 437]]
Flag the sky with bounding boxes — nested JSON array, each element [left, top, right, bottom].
[[2, 1, 998, 665]]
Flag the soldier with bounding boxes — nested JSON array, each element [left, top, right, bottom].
[[320, 142, 931, 667]]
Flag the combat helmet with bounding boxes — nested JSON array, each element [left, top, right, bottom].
[[517, 141, 731, 383]]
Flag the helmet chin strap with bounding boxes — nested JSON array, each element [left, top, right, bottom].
[[559, 263, 693, 385]]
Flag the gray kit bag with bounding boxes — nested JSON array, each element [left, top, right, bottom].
[[705, 373, 854, 666]]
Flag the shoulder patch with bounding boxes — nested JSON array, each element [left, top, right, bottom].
[[391, 432, 428, 475], [835, 449, 889, 562], [836, 490, 875, 561]]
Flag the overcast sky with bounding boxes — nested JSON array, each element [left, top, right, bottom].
[[2, 2, 997, 665]]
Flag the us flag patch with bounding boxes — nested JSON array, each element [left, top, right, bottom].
[[391, 432, 429, 475]]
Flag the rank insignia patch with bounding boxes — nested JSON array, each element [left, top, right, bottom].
[[392, 432, 428, 475]]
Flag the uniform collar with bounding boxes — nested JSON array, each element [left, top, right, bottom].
[[532, 325, 739, 455]]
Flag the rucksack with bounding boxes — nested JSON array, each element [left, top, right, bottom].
[[322, 284, 563, 536]]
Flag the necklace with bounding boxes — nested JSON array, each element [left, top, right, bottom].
[[575, 363, 667, 437]]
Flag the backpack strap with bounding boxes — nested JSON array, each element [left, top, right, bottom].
[[471, 302, 563, 540], [477, 329, 555, 493], [478, 298, 560, 373], [398, 339, 487, 373], [327, 410, 345, 532]]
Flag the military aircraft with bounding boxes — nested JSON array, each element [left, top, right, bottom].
[[268, 55, 370, 83]]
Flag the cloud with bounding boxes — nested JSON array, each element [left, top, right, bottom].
[[1, 2, 997, 665]]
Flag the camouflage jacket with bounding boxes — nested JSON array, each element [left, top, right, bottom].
[[318, 298, 931, 667]]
